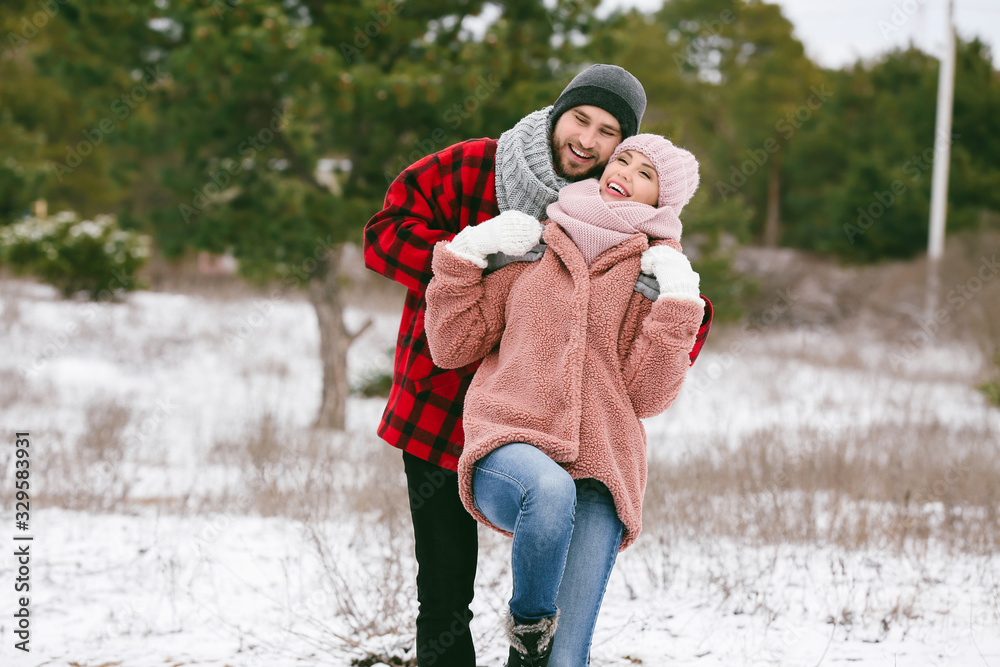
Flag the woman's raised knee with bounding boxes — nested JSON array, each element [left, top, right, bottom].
[[527, 467, 577, 512]]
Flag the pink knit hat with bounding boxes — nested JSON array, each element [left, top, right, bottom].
[[608, 134, 700, 211]]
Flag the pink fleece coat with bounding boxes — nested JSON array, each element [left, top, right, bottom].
[[424, 221, 703, 550]]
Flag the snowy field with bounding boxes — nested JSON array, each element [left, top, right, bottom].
[[0, 272, 998, 666]]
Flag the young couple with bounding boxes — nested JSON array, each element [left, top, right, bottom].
[[365, 64, 712, 667]]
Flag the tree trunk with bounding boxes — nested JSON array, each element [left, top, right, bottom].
[[307, 243, 371, 430], [763, 152, 782, 247]]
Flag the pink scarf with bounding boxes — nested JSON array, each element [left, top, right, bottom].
[[545, 179, 683, 265]]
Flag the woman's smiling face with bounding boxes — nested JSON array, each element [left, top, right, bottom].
[[598, 150, 659, 206]]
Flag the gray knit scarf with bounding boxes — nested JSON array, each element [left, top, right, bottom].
[[495, 106, 570, 220]]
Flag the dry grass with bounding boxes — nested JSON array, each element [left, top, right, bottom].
[[5, 235, 997, 662], [199, 410, 510, 665], [643, 418, 1000, 556], [690, 228, 1000, 556], [0, 277, 24, 329], [0, 367, 22, 411], [205, 412, 342, 520], [203, 413, 425, 665], [735, 229, 1000, 349], [37, 395, 136, 511], [8, 229, 996, 560], [299, 517, 416, 661]]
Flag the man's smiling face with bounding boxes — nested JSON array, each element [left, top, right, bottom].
[[550, 105, 622, 181]]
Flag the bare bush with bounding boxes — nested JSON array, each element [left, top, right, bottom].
[[299, 517, 416, 662]]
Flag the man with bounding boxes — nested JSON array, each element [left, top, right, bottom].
[[364, 64, 709, 666]]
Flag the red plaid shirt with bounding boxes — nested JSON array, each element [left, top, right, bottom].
[[364, 138, 713, 472], [364, 139, 499, 470]]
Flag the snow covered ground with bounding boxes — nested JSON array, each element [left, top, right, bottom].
[[0, 276, 998, 666]]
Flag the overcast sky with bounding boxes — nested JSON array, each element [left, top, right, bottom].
[[597, 0, 1000, 68]]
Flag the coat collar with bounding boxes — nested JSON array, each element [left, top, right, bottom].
[[542, 222, 650, 275]]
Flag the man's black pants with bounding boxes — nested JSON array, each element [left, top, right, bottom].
[[403, 452, 479, 666]]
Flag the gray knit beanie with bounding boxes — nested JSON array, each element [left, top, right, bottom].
[[548, 64, 647, 139]]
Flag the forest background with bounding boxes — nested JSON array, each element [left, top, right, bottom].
[[2, 0, 999, 420]]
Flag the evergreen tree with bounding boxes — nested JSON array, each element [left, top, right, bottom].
[[6, 0, 600, 429], [783, 39, 1000, 261]]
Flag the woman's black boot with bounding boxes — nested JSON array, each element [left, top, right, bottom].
[[504, 609, 559, 667]]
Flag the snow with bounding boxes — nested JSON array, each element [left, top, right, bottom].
[[0, 277, 998, 666]]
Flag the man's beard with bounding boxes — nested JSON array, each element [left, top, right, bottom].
[[551, 134, 605, 182]]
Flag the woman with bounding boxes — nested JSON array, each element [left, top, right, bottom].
[[425, 134, 705, 666]]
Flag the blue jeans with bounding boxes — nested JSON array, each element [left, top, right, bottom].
[[472, 443, 624, 666]]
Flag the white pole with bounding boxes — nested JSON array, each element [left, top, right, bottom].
[[928, 0, 955, 261], [925, 0, 956, 321]]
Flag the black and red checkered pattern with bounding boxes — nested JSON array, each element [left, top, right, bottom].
[[364, 137, 712, 472]]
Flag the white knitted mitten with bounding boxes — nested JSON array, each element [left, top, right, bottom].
[[640, 245, 703, 304], [445, 210, 544, 269]]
